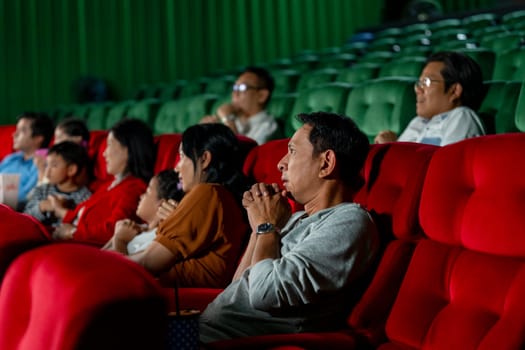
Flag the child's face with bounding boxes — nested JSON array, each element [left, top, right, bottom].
[[136, 177, 162, 224], [44, 153, 71, 185]]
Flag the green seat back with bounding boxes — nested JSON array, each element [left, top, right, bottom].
[[492, 47, 525, 80], [478, 81, 510, 134], [272, 69, 301, 93], [267, 93, 297, 136], [104, 100, 135, 129], [459, 48, 496, 81], [204, 75, 236, 95], [378, 56, 426, 78], [286, 83, 352, 136], [154, 94, 218, 135], [85, 102, 114, 130], [336, 63, 380, 85], [513, 82, 525, 132], [296, 68, 338, 91], [126, 98, 161, 126], [344, 78, 416, 143]]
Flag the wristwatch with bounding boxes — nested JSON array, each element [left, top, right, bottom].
[[256, 222, 279, 235]]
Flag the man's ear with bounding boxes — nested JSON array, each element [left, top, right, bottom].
[[200, 150, 212, 171], [257, 88, 270, 106], [318, 149, 337, 179], [67, 164, 79, 178], [449, 82, 463, 103]]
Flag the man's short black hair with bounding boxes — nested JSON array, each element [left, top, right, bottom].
[[298, 112, 369, 190], [17, 112, 55, 148]]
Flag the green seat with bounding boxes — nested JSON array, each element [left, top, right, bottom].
[[492, 46, 525, 81], [286, 83, 352, 136], [402, 23, 430, 36], [344, 77, 416, 143], [126, 98, 161, 126], [291, 54, 319, 71], [462, 13, 497, 31], [501, 9, 525, 28], [210, 94, 231, 115], [267, 93, 297, 135], [316, 53, 356, 69], [104, 100, 136, 129], [374, 27, 402, 40], [70, 104, 92, 120], [154, 94, 218, 135], [336, 63, 380, 84], [428, 18, 462, 33], [296, 68, 338, 91], [272, 69, 301, 93], [178, 78, 205, 98], [513, 82, 525, 132], [378, 56, 426, 78], [366, 37, 398, 52], [85, 102, 114, 130], [358, 50, 394, 64], [458, 48, 496, 81], [480, 33, 525, 54], [204, 75, 236, 95], [479, 81, 522, 134], [157, 81, 185, 101]]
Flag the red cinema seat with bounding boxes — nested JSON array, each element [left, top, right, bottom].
[[380, 134, 525, 350], [88, 130, 111, 192], [0, 244, 167, 350], [0, 204, 49, 282], [0, 124, 15, 161], [197, 142, 437, 349], [154, 133, 182, 174], [242, 138, 303, 213]]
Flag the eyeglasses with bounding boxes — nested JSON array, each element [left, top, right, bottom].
[[414, 77, 444, 89], [232, 83, 262, 92]]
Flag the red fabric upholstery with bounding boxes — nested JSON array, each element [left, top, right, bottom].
[[205, 142, 437, 349], [88, 130, 111, 192], [381, 134, 525, 350], [0, 204, 49, 281], [242, 138, 303, 213], [154, 133, 182, 174], [0, 124, 15, 161], [0, 243, 167, 350]]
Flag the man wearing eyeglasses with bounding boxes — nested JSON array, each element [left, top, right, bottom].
[[201, 66, 280, 145], [375, 51, 485, 146]]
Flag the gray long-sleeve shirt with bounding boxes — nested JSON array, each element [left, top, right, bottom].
[[200, 202, 379, 342]]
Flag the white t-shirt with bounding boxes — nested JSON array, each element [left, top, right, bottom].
[[127, 228, 156, 255], [234, 110, 279, 145]]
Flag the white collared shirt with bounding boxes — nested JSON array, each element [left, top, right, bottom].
[[234, 110, 279, 144], [398, 106, 485, 146]]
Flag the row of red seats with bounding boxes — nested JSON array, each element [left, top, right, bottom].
[[0, 132, 524, 349]]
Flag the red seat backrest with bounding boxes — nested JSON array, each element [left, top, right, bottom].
[[0, 125, 15, 162], [347, 142, 437, 346], [242, 138, 303, 213], [382, 134, 525, 350], [0, 243, 167, 349], [154, 133, 182, 174], [87, 130, 111, 192], [0, 204, 49, 281]]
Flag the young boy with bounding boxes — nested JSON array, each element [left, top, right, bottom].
[[24, 141, 92, 228]]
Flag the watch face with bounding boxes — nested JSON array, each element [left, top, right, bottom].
[[257, 222, 274, 234]]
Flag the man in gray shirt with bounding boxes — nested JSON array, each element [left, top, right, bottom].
[[200, 111, 380, 342]]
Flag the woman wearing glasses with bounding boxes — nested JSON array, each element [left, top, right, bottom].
[[375, 51, 485, 146], [201, 66, 280, 145]]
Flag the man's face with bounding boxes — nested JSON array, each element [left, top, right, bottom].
[[231, 72, 267, 115], [415, 61, 459, 119], [277, 124, 321, 204], [13, 118, 40, 153]]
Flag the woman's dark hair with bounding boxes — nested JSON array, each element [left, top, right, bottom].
[[426, 51, 484, 111], [56, 118, 90, 145], [298, 112, 369, 190], [155, 169, 184, 202], [48, 141, 90, 175], [109, 118, 155, 183], [181, 123, 251, 202]]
